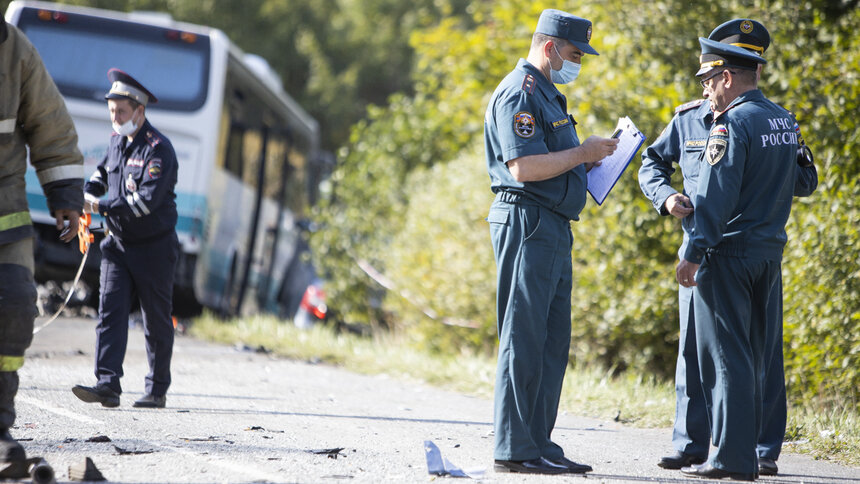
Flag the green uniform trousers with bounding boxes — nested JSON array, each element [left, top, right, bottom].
[[488, 199, 572, 461]]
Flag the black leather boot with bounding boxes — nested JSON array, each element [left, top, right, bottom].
[[0, 372, 25, 463]]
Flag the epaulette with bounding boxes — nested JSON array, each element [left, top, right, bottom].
[[675, 99, 705, 114], [521, 74, 536, 94], [145, 130, 162, 148]]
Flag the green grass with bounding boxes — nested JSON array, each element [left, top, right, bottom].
[[189, 313, 859, 467]]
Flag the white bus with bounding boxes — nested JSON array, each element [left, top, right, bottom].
[[6, 1, 332, 318]]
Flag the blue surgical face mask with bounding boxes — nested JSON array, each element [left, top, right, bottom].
[[550, 45, 581, 84]]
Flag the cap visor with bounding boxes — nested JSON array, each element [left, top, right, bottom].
[[571, 41, 599, 56], [695, 65, 714, 77], [104, 92, 138, 102]]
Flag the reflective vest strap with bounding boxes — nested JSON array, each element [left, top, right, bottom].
[[0, 355, 25, 371], [0, 211, 32, 232]]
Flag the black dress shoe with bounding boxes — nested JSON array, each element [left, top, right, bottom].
[[72, 384, 120, 408], [758, 457, 778, 475], [681, 462, 755, 481], [494, 457, 568, 474], [658, 451, 706, 469], [133, 394, 166, 408], [545, 456, 593, 473]]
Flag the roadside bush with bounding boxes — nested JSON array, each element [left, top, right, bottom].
[[382, 147, 497, 353], [313, 0, 860, 410]]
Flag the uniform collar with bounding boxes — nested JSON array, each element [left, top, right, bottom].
[[697, 100, 714, 124], [516, 58, 564, 99], [716, 88, 763, 120], [125, 119, 153, 149]]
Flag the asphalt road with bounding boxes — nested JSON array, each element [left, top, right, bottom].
[[11, 316, 860, 483]]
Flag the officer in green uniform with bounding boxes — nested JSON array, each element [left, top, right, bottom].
[[483, 8, 618, 475], [639, 19, 816, 476], [677, 38, 799, 481], [710, 20, 816, 477]]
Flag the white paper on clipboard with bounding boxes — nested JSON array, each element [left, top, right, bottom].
[[586, 116, 646, 205]]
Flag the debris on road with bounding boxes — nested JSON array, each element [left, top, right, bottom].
[[424, 440, 484, 479], [235, 343, 271, 354], [112, 445, 154, 455], [308, 447, 346, 459], [85, 435, 112, 443], [180, 436, 220, 442], [68, 457, 105, 481]]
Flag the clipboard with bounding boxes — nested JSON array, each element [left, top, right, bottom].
[[586, 116, 646, 205]]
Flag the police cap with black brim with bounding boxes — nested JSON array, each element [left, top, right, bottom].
[[709, 18, 770, 55], [535, 9, 599, 55], [696, 37, 766, 77], [105, 68, 157, 105]]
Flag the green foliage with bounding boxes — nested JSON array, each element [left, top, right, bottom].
[[783, 179, 860, 408], [314, 0, 859, 411], [382, 146, 497, 353]]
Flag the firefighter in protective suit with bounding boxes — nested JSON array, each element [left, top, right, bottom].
[[0, 18, 84, 464]]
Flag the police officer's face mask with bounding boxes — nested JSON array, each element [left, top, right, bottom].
[[113, 105, 141, 136], [550, 45, 581, 84]]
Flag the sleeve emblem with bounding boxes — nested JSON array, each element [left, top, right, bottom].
[[147, 159, 163, 179], [514, 111, 536, 138], [706, 138, 727, 165], [710, 124, 728, 137]]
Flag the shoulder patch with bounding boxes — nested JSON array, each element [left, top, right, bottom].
[[147, 159, 163, 179], [706, 138, 727, 166], [521, 74, 536, 94], [710, 124, 728, 137], [787, 111, 806, 144], [145, 130, 162, 148], [514, 111, 536, 138], [675, 99, 705, 114]]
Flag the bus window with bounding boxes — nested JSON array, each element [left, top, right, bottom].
[[16, 8, 210, 111], [224, 126, 245, 180], [216, 104, 231, 170], [285, 146, 308, 217], [265, 135, 288, 201], [242, 129, 264, 190]]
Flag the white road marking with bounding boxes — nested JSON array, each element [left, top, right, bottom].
[[19, 395, 284, 482], [153, 444, 287, 483], [17, 395, 106, 425]]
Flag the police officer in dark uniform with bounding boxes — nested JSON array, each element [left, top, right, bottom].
[[484, 9, 618, 475], [639, 19, 817, 476], [72, 69, 179, 409], [675, 39, 800, 480]]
